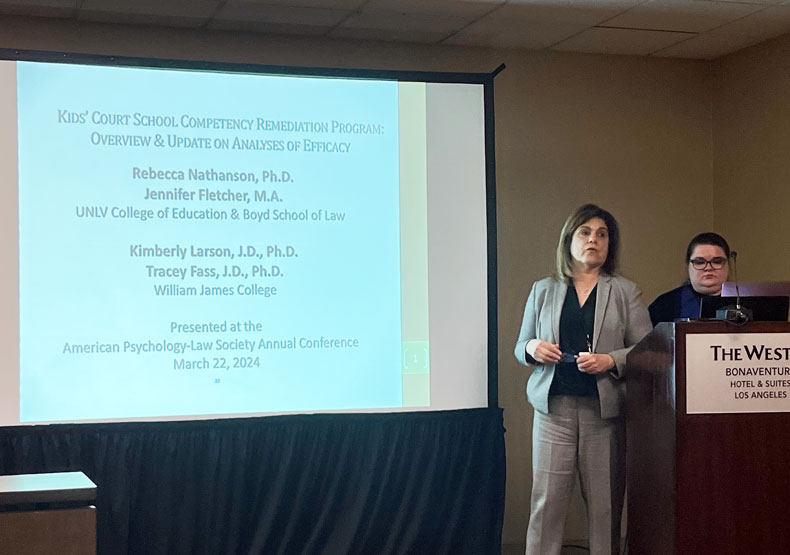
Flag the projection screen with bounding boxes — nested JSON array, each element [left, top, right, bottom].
[[0, 52, 497, 425]]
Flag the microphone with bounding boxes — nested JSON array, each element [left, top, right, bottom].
[[732, 251, 742, 311], [716, 250, 752, 324]]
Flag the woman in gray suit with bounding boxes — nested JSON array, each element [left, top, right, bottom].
[[515, 204, 652, 555]]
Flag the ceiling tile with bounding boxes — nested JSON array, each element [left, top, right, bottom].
[[445, 0, 645, 49], [338, 12, 467, 37], [213, 2, 349, 26], [652, 31, 762, 58], [291, 0, 366, 7], [552, 26, 694, 55], [328, 25, 452, 43], [361, 0, 504, 18], [711, 5, 790, 39], [207, 19, 332, 36], [444, 19, 593, 49], [603, 0, 764, 33], [78, 11, 207, 27], [0, 0, 75, 17], [456, 1, 638, 32], [0, 0, 74, 5], [80, 0, 219, 19], [705, 0, 783, 5], [506, 0, 640, 8], [224, 0, 366, 7]]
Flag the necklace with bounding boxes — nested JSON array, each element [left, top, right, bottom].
[[576, 281, 595, 296]]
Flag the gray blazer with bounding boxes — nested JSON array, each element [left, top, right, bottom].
[[514, 274, 652, 419]]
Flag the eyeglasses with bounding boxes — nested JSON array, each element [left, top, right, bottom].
[[690, 257, 727, 270]]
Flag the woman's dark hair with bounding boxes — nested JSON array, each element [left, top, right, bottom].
[[685, 232, 730, 262], [555, 203, 620, 279]]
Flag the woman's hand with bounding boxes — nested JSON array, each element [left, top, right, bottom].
[[575, 352, 615, 374], [526, 339, 562, 364]]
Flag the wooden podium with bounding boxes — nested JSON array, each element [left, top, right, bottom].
[[0, 471, 97, 555], [626, 321, 790, 555]]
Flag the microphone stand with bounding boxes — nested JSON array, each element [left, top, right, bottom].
[[715, 250, 752, 325]]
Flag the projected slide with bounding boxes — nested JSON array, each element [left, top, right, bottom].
[[17, 62, 412, 422], [0, 55, 489, 426]]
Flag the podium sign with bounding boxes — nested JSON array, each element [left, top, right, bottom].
[[686, 332, 790, 413]]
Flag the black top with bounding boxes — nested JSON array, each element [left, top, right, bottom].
[[549, 283, 598, 397], [648, 283, 704, 326]]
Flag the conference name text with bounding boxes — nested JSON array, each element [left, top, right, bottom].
[[62, 336, 360, 355]]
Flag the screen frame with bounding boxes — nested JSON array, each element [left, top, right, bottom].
[[0, 47, 500, 421]]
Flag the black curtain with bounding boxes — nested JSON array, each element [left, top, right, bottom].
[[0, 408, 505, 555]]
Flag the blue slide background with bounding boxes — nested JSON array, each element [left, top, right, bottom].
[[17, 61, 402, 422]]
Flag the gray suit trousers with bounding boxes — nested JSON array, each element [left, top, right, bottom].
[[526, 395, 624, 555]]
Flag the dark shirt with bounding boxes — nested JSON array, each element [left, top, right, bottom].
[[549, 283, 598, 397], [648, 283, 704, 326]]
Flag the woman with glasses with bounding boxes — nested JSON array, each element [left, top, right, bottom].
[[515, 204, 652, 555], [648, 232, 730, 325]]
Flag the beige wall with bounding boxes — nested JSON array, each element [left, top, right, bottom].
[[495, 51, 712, 545], [713, 34, 790, 282], [0, 14, 717, 548]]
